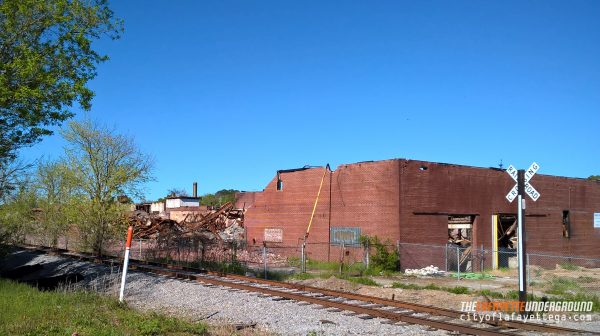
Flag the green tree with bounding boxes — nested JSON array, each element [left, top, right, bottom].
[[200, 189, 238, 207], [589, 175, 600, 181], [167, 188, 188, 197], [0, 0, 122, 162], [61, 119, 153, 255], [34, 159, 79, 247], [0, 184, 37, 255], [0, 159, 31, 202]]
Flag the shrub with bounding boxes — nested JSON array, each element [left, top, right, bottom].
[[446, 286, 470, 294], [362, 236, 399, 272]]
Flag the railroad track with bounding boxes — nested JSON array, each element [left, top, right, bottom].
[[17, 244, 598, 336]]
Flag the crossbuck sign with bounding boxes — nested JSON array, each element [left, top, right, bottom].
[[506, 162, 541, 202]]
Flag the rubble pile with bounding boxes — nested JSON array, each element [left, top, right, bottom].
[[235, 249, 288, 266], [404, 265, 444, 276], [127, 202, 245, 242], [181, 202, 244, 241], [127, 210, 183, 239]]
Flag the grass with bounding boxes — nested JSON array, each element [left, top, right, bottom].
[[341, 275, 379, 286], [289, 272, 316, 280], [0, 279, 208, 336], [306, 259, 342, 271], [559, 262, 580, 271], [446, 286, 470, 294], [188, 260, 250, 276], [479, 289, 505, 299], [546, 277, 580, 295], [451, 272, 495, 280], [391, 282, 469, 295], [561, 293, 600, 312], [287, 272, 379, 286], [577, 276, 596, 283], [390, 280, 600, 312]]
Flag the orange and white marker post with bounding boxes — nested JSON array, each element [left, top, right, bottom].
[[119, 226, 134, 302]]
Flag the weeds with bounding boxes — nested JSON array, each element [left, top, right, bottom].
[[343, 276, 379, 286], [546, 277, 580, 295], [577, 276, 596, 283], [361, 235, 400, 272], [391, 282, 469, 294], [446, 286, 470, 294], [559, 262, 580, 271], [0, 279, 207, 335], [289, 272, 316, 280], [479, 289, 505, 299]]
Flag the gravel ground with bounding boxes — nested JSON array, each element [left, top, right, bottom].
[[124, 272, 449, 336], [0, 250, 448, 335]]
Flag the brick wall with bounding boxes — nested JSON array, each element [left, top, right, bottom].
[[241, 159, 600, 262]]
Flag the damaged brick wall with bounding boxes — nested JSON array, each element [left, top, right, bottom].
[[241, 158, 600, 264]]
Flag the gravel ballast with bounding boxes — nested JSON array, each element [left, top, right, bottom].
[[124, 272, 448, 336], [0, 250, 448, 335]]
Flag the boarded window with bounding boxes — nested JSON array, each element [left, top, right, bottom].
[[330, 227, 361, 245]]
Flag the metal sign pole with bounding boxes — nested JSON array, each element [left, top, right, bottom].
[[517, 170, 527, 314], [506, 162, 540, 315], [119, 226, 133, 302]]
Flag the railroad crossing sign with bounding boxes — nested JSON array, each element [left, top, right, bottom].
[[505, 162, 541, 314], [506, 162, 541, 202]]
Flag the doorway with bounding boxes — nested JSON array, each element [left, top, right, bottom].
[[492, 214, 517, 269]]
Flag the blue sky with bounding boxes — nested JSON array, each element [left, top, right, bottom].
[[22, 1, 600, 201]]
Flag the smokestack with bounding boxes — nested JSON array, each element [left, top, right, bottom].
[[193, 182, 198, 198]]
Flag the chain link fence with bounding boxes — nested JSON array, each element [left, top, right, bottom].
[[527, 253, 600, 303], [21, 232, 600, 310]]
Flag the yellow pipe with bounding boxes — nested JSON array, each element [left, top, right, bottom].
[[305, 165, 329, 240]]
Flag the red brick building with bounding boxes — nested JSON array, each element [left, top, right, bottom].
[[238, 159, 600, 267]]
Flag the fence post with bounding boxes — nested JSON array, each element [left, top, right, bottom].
[[301, 243, 306, 273], [365, 239, 370, 269], [231, 242, 235, 264], [445, 244, 448, 272], [263, 245, 267, 279], [340, 242, 345, 275], [456, 245, 461, 280], [480, 244, 484, 273]]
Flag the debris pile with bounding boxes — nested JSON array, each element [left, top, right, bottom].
[[127, 210, 183, 239], [181, 202, 244, 241], [235, 249, 288, 266], [127, 202, 245, 242], [404, 265, 444, 276]]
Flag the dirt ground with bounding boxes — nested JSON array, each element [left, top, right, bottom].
[[293, 276, 476, 311], [290, 264, 600, 319]]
